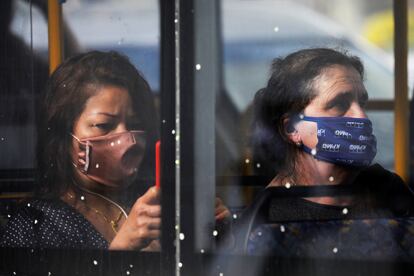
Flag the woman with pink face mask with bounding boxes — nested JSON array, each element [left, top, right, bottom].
[[0, 51, 230, 250]]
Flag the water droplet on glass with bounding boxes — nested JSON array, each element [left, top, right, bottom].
[[172, 129, 176, 135], [280, 225, 286, 232], [333, 247, 338, 253], [195, 64, 202, 70], [213, 230, 218, 237], [285, 182, 291, 189], [179, 233, 185, 240], [93, 260, 98, 266], [273, 26, 279, 32], [178, 262, 183, 268], [342, 208, 348, 215], [95, 163, 100, 169], [245, 159, 250, 164], [328, 176, 334, 182], [311, 149, 317, 156], [232, 214, 238, 219]]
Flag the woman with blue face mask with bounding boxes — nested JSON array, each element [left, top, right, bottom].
[[253, 48, 377, 194], [243, 48, 414, 259]]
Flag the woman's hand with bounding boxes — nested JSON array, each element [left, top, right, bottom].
[[215, 197, 231, 222], [109, 187, 161, 251]]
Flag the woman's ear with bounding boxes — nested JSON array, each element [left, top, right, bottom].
[[283, 116, 302, 146]]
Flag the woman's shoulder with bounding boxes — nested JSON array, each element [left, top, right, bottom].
[[355, 164, 414, 216], [0, 198, 107, 249]]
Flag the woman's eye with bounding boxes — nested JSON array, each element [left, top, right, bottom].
[[336, 101, 350, 111], [93, 122, 115, 131]]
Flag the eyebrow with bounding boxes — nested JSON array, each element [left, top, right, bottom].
[[89, 112, 119, 118]]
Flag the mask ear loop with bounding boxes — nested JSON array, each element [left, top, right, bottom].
[[70, 133, 91, 173]]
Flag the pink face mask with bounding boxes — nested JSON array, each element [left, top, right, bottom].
[[71, 131, 146, 187]]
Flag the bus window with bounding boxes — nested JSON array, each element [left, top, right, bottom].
[[180, 0, 414, 274], [0, 1, 164, 274], [0, 0, 48, 170]]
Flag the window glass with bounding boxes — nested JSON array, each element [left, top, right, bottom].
[[203, 0, 414, 266], [0, 0, 48, 170], [0, 1, 162, 272]]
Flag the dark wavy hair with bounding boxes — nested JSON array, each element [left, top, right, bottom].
[[252, 48, 364, 178], [37, 51, 158, 199]]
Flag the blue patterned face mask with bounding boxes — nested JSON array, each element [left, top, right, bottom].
[[300, 116, 377, 167]]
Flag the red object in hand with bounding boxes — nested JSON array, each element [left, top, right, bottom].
[[155, 140, 161, 189]]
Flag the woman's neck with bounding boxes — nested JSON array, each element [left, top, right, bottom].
[[269, 152, 359, 206], [294, 152, 356, 185]]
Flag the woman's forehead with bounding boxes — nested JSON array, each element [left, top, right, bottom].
[[312, 65, 365, 97], [82, 85, 135, 116]]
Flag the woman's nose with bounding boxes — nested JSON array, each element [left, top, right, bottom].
[[345, 102, 367, 118]]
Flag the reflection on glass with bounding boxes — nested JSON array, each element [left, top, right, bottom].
[[0, 0, 49, 169]]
